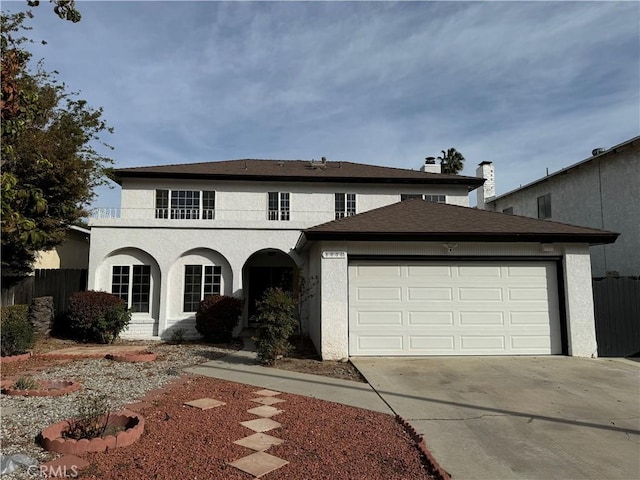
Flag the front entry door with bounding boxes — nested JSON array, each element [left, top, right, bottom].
[[248, 266, 294, 319]]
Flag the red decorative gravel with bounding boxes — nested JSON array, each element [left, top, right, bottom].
[[82, 376, 433, 479]]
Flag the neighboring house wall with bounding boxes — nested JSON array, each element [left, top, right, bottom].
[[33, 228, 90, 270], [484, 139, 640, 277], [308, 240, 597, 360]]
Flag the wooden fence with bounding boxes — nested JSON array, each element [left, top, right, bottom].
[[593, 276, 640, 357], [1, 269, 88, 319]]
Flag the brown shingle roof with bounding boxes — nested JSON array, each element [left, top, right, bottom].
[[299, 199, 618, 246], [114, 159, 484, 190]]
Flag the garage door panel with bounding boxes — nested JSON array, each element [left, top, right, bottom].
[[356, 287, 402, 301], [459, 311, 505, 326], [511, 335, 553, 350], [510, 311, 552, 325], [409, 336, 455, 351], [460, 336, 506, 350], [355, 311, 403, 326], [458, 287, 503, 301], [508, 287, 549, 301], [407, 287, 453, 301], [354, 265, 402, 277], [356, 335, 404, 352], [458, 265, 502, 277], [407, 265, 452, 277], [408, 311, 454, 325], [507, 265, 548, 277], [349, 261, 561, 356]]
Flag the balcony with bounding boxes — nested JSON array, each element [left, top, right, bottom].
[[88, 207, 346, 229]]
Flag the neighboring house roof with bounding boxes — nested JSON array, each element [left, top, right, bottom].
[[297, 199, 619, 248], [113, 159, 484, 190], [487, 135, 640, 203]]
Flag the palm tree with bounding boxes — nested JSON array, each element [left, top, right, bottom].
[[438, 148, 465, 174]]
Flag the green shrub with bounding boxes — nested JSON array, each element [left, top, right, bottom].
[[195, 295, 242, 342], [64, 393, 113, 440], [66, 291, 131, 344], [13, 375, 39, 390], [254, 288, 297, 364], [1, 304, 35, 356]]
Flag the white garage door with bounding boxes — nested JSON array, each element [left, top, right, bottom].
[[349, 260, 562, 356]]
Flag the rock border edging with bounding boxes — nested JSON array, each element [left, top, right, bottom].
[[0, 352, 32, 363], [106, 352, 157, 362], [396, 415, 451, 480], [2, 379, 82, 397], [40, 410, 144, 455]]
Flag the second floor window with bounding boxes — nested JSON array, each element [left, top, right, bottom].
[[537, 194, 551, 219], [155, 190, 215, 220], [335, 193, 356, 219], [183, 265, 222, 312], [268, 192, 290, 221], [112, 265, 151, 313], [401, 194, 446, 203]]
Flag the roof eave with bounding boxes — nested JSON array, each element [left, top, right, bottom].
[[114, 170, 484, 190], [302, 231, 619, 245]]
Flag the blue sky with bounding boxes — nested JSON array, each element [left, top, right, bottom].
[[6, 1, 639, 208]]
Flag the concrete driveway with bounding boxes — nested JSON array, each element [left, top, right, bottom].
[[351, 356, 640, 480]]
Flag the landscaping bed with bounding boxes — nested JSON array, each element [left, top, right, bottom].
[[81, 376, 431, 479]]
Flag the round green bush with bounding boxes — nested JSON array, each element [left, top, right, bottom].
[[255, 288, 297, 364], [67, 291, 131, 343], [195, 295, 243, 343], [1, 304, 35, 357]]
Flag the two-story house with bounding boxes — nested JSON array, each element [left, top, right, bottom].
[[88, 158, 617, 359]]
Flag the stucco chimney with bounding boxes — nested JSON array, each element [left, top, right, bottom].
[[476, 161, 495, 209], [420, 157, 441, 174]]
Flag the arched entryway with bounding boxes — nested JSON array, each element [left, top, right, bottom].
[[243, 249, 297, 323]]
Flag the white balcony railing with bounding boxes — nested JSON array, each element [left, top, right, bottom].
[[89, 207, 348, 224]]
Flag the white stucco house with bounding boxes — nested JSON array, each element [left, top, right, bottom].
[[477, 135, 639, 278], [88, 157, 617, 359]]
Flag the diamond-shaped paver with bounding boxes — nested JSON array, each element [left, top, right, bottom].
[[247, 405, 284, 418], [240, 418, 282, 432], [251, 396, 286, 406], [228, 451, 288, 478], [183, 397, 226, 410], [233, 432, 284, 451], [254, 389, 281, 396]]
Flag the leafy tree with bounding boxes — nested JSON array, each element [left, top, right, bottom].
[[438, 147, 465, 175], [1, 11, 112, 277], [26, 0, 81, 23]]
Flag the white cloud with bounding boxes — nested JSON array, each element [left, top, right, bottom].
[[7, 0, 637, 209]]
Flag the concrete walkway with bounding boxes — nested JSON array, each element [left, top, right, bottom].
[[185, 337, 392, 415]]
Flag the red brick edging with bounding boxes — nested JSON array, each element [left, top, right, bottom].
[[0, 352, 32, 363], [2, 379, 82, 397], [40, 410, 144, 455], [396, 415, 451, 480]]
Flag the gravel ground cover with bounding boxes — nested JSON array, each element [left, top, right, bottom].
[[1, 342, 432, 479]]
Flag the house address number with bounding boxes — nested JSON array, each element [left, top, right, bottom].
[[322, 251, 347, 259]]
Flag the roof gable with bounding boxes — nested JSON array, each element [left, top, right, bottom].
[[114, 159, 484, 190], [299, 199, 618, 247]]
